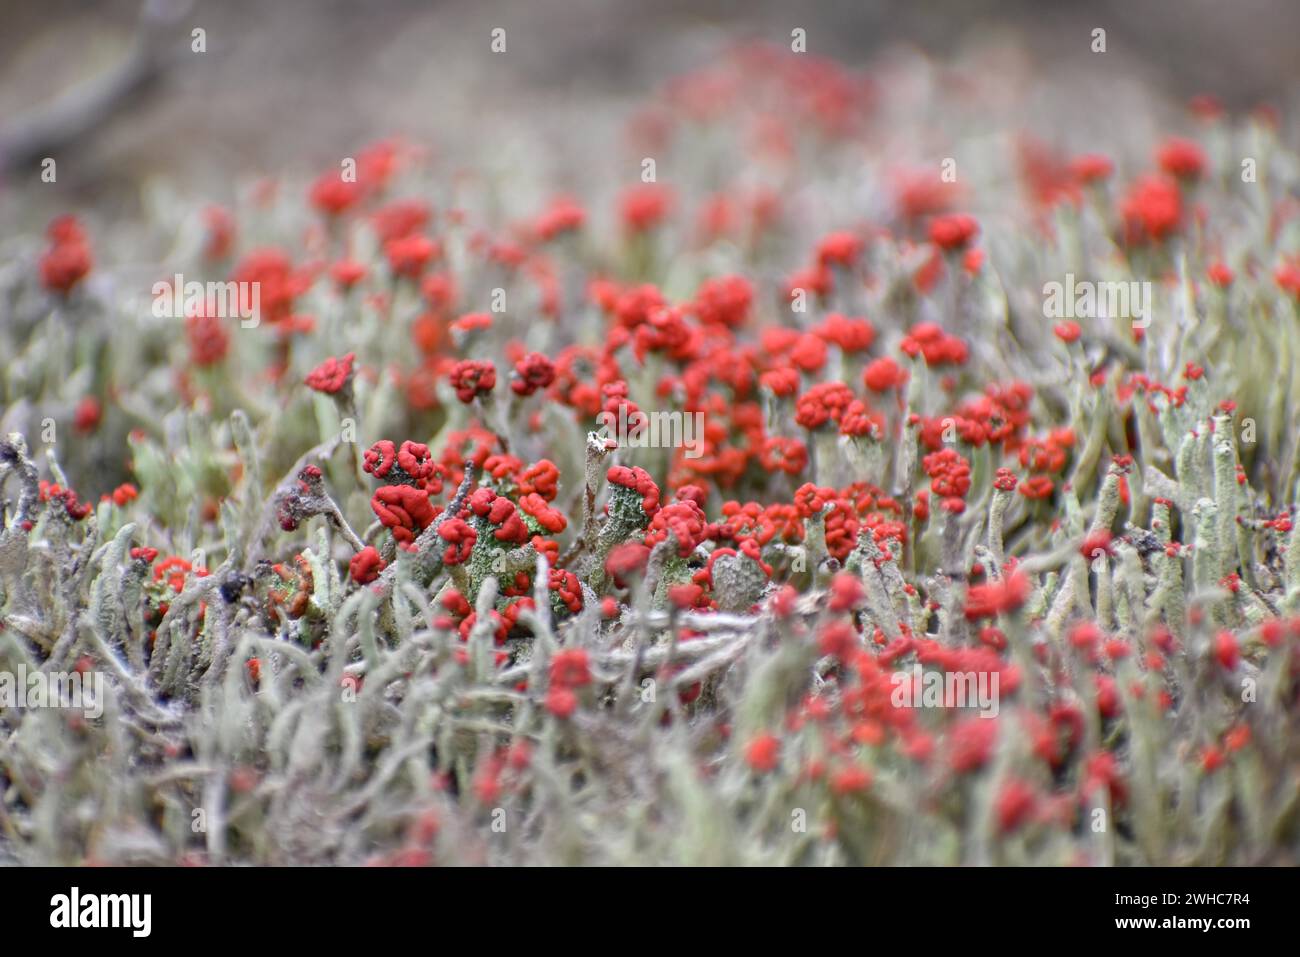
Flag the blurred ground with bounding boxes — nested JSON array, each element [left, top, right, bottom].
[[1, 0, 1299, 225]]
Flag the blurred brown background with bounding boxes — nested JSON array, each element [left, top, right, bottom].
[[2, 0, 1298, 221]]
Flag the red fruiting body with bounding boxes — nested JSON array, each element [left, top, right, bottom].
[[1070, 153, 1114, 183], [828, 573, 864, 612], [73, 396, 102, 433], [519, 492, 567, 533], [518, 459, 560, 500], [900, 323, 967, 366], [437, 517, 477, 564], [928, 213, 979, 251], [693, 275, 753, 328], [996, 779, 1037, 834], [305, 353, 356, 394], [309, 170, 363, 216], [963, 571, 1029, 620], [549, 648, 592, 689], [829, 765, 872, 796], [1156, 137, 1206, 180], [511, 352, 556, 396], [1121, 175, 1182, 243], [364, 440, 439, 488], [620, 183, 672, 232], [466, 487, 529, 544], [644, 500, 709, 556], [1054, 321, 1082, 343], [795, 381, 855, 430], [187, 311, 230, 366], [947, 717, 998, 773], [449, 360, 497, 403], [545, 686, 577, 718], [923, 448, 971, 499], [371, 485, 438, 545], [745, 733, 780, 773], [1214, 631, 1239, 670], [862, 356, 908, 392], [349, 546, 386, 584], [385, 233, 440, 278], [604, 542, 650, 583], [40, 216, 93, 294], [816, 231, 863, 267], [549, 569, 583, 614], [607, 465, 661, 517]]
